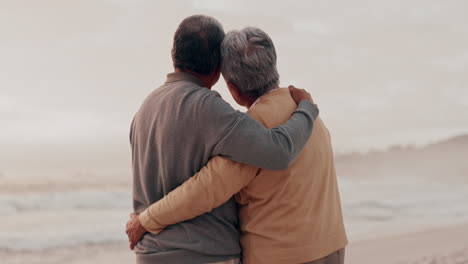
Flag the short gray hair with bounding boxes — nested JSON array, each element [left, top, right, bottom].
[[221, 27, 280, 98]]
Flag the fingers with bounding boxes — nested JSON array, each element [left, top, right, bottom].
[[288, 85, 307, 94], [125, 219, 133, 234], [289, 85, 313, 104], [126, 215, 140, 250], [288, 86, 299, 94], [130, 237, 136, 250], [128, 234, 140, 250], [128, 231, 136, 250]]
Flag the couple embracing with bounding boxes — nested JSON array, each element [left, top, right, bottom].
[[126, 15, 347, 264]]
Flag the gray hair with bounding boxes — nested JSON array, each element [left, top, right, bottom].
[[221, 27, 280, 98]]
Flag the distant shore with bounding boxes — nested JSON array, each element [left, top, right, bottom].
[[2, 222, 468, 264]]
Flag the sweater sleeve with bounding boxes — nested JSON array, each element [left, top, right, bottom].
[[210, 96, 319, 170], [139, 156, 259, 234]]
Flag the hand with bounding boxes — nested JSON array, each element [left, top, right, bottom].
[[288, 85, 314, 105], [126, 213, 149, 250]]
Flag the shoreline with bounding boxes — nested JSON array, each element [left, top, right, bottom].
[[1, 242, 134, 264], [2, 222, 468, 264]]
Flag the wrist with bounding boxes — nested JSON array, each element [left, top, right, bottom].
[[297, 100, 319, 120], [138, 209, 165, 235]]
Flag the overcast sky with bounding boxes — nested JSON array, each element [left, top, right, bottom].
[[1, 0, 468, 173]]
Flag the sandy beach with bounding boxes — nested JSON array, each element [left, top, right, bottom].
[[347, 222, 468, 264], [2, 222, 467, 264]]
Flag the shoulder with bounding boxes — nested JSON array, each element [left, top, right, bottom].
[[195, 88, 234, 113], [247, 89, 296, 127], [178, 86, 243, 127]]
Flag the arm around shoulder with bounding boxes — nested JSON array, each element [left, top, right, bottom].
[[214, 100, 319, 170]]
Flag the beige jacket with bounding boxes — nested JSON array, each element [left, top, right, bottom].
[[139, 88, 348, 264]]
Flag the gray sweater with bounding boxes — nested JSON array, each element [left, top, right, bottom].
[[130, 72, 318, 264]]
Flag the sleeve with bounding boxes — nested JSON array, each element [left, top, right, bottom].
[[138, 156, 259, 234], [211, 97, 319, 170]]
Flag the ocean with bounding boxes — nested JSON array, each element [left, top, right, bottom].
[[1, 175, 468, 253]]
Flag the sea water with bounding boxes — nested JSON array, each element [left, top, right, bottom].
[[1, 176, 468, 252]]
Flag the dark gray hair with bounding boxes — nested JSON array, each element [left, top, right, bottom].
[[221, 27, 280, 98], [172, 15, 225, 75]]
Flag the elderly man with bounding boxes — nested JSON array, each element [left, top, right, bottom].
[[127, 26, 347, 264], [129, 15, 318, 264]]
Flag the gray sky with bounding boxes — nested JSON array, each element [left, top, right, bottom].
[[1, 0, 468, 172]]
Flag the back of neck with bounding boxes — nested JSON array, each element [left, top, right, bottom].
[[174, 68, 213, 89]]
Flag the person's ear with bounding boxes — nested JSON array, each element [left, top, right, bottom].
[[226, 81, 253, 108], [171, 48, 176, 64], [211, 65, 222, 85], [226, 81, 241, 102]]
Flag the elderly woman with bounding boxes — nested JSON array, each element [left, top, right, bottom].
[[127, 27, 347, 264]]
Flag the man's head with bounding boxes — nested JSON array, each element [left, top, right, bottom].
[[172, 15, 225, 88], [221, 27, 280, 108]]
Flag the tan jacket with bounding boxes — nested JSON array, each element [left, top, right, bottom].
[[139, 88, 348, 264]]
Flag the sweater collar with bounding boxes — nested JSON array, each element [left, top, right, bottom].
[[165, 72, 205, 87]]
